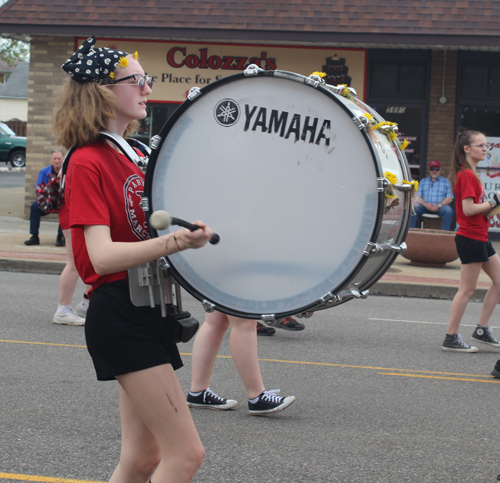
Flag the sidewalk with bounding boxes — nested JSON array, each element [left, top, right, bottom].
[[0, 215, 66, 273], [0, 214, 498, 301]]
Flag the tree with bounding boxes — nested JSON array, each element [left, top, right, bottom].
[[0, 37, 30, 65], [0, 0, 30, 65]]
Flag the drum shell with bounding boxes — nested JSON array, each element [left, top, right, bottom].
[[145, 71, 410, 318]]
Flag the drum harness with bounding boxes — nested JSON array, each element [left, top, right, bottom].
[[60, 131, 199, 343]]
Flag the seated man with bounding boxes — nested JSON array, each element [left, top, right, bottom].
[[24, 149, 64, 246], [410, 160, 454, 231]]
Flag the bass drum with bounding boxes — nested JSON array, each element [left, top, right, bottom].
[[144, 68, 412, 320]]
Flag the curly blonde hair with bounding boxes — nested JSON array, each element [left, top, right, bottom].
[[53, 78, 138, 149]]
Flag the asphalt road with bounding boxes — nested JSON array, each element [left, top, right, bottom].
[[0, 169, 25, 189], [1, 271, 500, 483], [0, 169, 26, 218]]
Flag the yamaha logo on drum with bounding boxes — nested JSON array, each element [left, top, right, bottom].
[[243, 104, 331, 146], [214, 98, 240, 127]]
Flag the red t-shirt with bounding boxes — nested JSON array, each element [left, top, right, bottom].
[[65, 141, 150, 292], [455, 169, 489, 242]]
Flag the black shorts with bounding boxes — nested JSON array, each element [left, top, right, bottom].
[[455, 234, 496, 265], [85, 280, 183, 381]]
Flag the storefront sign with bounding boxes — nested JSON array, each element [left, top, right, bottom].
[[86, 38, 367, 103], [476, 137, 500, 232]]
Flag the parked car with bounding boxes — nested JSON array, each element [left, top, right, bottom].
[[0, 122, 26, 167]]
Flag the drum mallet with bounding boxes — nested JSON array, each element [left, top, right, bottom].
[[149, 210, 220, 245]]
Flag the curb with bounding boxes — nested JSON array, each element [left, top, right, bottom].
[[0, 258, 489, 303], [0, 257, 477, 301], [0, 166, 25, 172], [0, 258, 64, 274], [371, 281, 486, 302]]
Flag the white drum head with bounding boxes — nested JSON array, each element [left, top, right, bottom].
[[148, 74, 380, 317]]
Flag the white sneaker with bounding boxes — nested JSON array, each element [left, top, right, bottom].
[[53, 310, 85, 326], [74, 300, 88, 319]]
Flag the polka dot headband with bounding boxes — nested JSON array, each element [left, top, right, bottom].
[[62, 35, 138, 84]]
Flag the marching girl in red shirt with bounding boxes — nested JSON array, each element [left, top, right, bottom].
[[53, 36, 213, 482], [443, 130, 500, 352]]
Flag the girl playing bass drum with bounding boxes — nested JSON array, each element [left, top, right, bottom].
[[54, 36, 213, 482]]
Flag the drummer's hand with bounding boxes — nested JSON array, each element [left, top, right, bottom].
[[176, 221, 213, 250]]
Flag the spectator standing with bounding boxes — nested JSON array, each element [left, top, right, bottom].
[[410, 160, 454, 231]]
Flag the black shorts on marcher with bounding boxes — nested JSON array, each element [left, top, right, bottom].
[[85, 279, 183, 381], [455, 234, 496, 265]]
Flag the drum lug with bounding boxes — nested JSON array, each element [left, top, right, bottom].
[[336, 285, 369, 302], [261, 314, 276, 322], [139, 196, 149, 212], [319, 292, 339, 305], [363, 242, 377, 256], [364, 241, 407, 255], [306, 75, 322, 88], [352, 115, 369, 130], [150, 135, 161, 151], [202, 300, 216, 313], [377, 177, 391, 192], [393, 183, 413, 192], [244, 64, 264, 76], [187, 87, 202, 101], [293, 311, 315, 319], [158, 257, 170, 270]]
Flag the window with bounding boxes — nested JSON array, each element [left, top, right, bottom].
[[461, 64, 500, 99], [369, 62, 426, 99], [460, 108, 500, 137]]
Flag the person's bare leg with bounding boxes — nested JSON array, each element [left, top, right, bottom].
[[108, 386, 161, 483], [190, 311, 229, 392], [227, 316, 265, 399], [477, 254, 500, 326], [110, 364, 204, 483], [447, 262, 482, 335], [58, 229, 79, 306]]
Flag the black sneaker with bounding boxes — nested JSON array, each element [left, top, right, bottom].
[[24, 234, 40, 246], [471, 326, 500, 348], [491, 360, 500, 379], [187, 388, 237, 410], [267, 317, 305, 331], [248, 389, 296, 415], [441, 333, 478, 353], [257, 322, 276, 336], [55, 236, 65, 247]]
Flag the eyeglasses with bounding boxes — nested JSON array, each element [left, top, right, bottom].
[[467, 143, 488, 149], [111, 74, 153, 90], [430, 167, 440, 171]]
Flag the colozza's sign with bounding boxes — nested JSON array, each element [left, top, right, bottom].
[[167, 47, 277, 71], [88, 39, 367, 103]]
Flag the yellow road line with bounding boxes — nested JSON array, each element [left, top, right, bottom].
[[378, 372, 500, 383], [0, 472, 105, 483], [0, 339, 86, 348], [0, 339, 495, 380]]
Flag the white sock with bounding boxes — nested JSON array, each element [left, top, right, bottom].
[[78, 297, 89, 310], [56, 304, 73, 315], [189, 390, 203, 396]]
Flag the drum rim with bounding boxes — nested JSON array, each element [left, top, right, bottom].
[[145, 71, 394, 319]]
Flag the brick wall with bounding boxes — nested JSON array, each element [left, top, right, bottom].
[[426, 49, 457, 178], [24, 35, 74, 218]]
